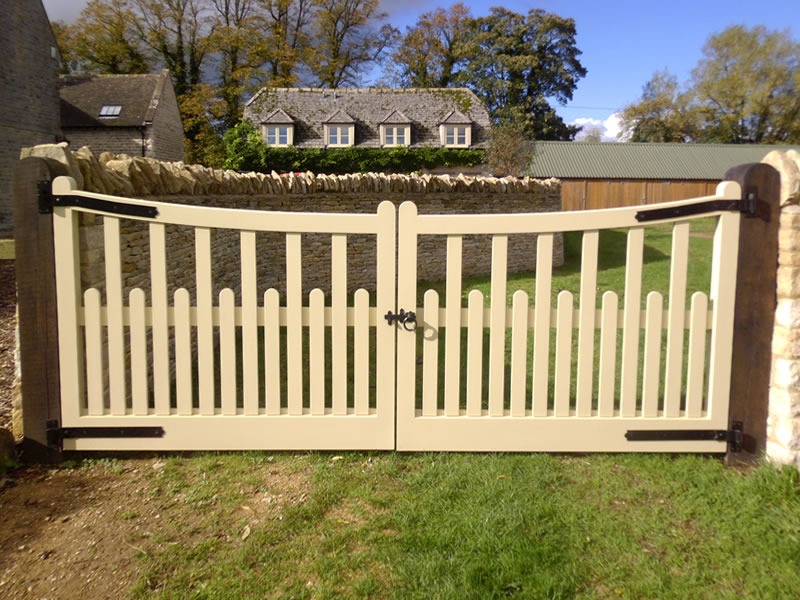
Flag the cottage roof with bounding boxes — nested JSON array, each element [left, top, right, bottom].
[[324, 109, 356, 124], [527, 141, 800, 180], [440, 110, 471, 125], [381, 110, 411, 124], [262, 108, 294, 124], [244, 87, 491, 148], [59, 70, 171, 128]]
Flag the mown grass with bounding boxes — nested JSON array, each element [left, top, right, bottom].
[[0, 238, 14, 260], [127, 452, 800, 599]]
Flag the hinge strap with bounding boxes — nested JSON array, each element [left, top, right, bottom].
[[635, 196, 756, 222]]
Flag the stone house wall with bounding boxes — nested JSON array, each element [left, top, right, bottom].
[[0, 0, 61, 237]]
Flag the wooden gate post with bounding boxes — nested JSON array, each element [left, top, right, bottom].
[[13, 157, 64, 462], [725, 163, 781, 465]]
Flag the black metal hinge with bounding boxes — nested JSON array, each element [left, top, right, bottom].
[[625, 421, 743, 453], [37, 184, 158, 219], [635, 194, 757, 223], [46, 420, 165, 450]]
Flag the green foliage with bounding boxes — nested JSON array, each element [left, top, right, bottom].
[[222, 120, 486, 174], [622, 25, 800, 144]]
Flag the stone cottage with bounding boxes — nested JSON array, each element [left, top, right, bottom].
[[244, 88, 491, 150], [59, 70, 185, 162]]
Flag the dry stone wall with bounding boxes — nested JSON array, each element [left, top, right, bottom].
[[23, 144, 563, 301]]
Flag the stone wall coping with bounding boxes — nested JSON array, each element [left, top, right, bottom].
[[21, 143, 559, 199]]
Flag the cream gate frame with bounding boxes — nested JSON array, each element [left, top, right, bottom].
[[49, 175, 746, 453]]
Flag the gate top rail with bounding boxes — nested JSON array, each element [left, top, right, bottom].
[[405, 181, 742, 235], [50, 176, 392, 235]]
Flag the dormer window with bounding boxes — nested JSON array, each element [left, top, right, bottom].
[[99, 105, 122, 118], [380, 110, 411, 147], [261, 109, 295, 147], [439, 110, 473, 148], [323, 109, 355, 148]]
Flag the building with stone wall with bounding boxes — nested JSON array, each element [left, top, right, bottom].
[[60, 71, 185, 163], [0, 0, 62, 237]]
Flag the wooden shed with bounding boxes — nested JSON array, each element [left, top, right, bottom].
[[526, 142, 798, 210]]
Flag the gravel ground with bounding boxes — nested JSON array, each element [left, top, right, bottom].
[[0, 259, 15, 433]]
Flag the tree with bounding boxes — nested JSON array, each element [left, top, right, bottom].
[[306, 0, 397, 87], [692, 25, 800, 143], [55, 0, 152, 74], [209, 0, 266, 128], [621, 26, 800, 144], [256, 0, 314, 87], [459, 8, 585, 140], [390, 3, 472, 88], [131, 0, 214, 97], [619, 70, 697, 142]]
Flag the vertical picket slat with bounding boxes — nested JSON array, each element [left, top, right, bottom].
[[53, 205, 84, 422], [707, 212, 740, 421], [309, 289, 325, 415], [597, 291, 619, 417], [642, 292, 663, 417], [174, 288, 193, 416], [510, 290, 529, 417], [264, 289, 281, 415], [422, 289, 439, 416], [686, 292, 709, 418], [444, 236, 463, 416], [354, 289, 370, 415], [195, 227, 215, 415], [240, 231, 259, 415], [375, 201, 397, 423], [664, 222, 690, 417], [84, 288, 104, 416], [149, 222, 170, 416], [620, 228, 644, 417], [103, 217, 127, 415], [576, 230, 599, 417], [396, 202, 419, 426], [532, 233, 554, 417], [220, 289, 237, 415], [286, 233, 303, 415], [331, 234, 347, 415], [466, 290, 484, 417], [488, 235, 508, 416], [129, 288, 148, 415], [554, 290, 573, 417]]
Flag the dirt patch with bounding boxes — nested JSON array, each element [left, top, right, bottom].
[[0, 259, 15, 433], [0, 458, 313, 598]]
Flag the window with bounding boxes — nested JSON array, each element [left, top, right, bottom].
[[325, 124, 354, 147], [442, 125, 470, 147], [99, 105, 122, 118], [381, 125, 410, 147], [263, 125, 293, 147]]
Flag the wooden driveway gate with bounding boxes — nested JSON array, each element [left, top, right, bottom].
[[47, 175, 753, 453]]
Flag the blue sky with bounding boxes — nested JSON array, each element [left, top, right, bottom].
[[43, 0, 798, 140]]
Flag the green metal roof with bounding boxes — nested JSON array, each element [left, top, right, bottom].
[[526, 142, 799, 180]]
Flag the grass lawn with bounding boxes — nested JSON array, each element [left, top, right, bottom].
[[0, 239, 14, 260], [123, 452, 800, 599]]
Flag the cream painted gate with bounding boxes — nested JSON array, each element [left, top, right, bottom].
[[52, 176, 397, 451], [50, 176, 745, 452], [395, 183, 743, 452]]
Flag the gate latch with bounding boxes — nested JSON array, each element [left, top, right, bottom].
[[385, 308, 417, 331]]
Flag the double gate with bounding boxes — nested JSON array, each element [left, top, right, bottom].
[[49, 175, 745, 452]]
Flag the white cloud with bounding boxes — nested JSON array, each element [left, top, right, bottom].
[[571, 113, 627, 142]]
